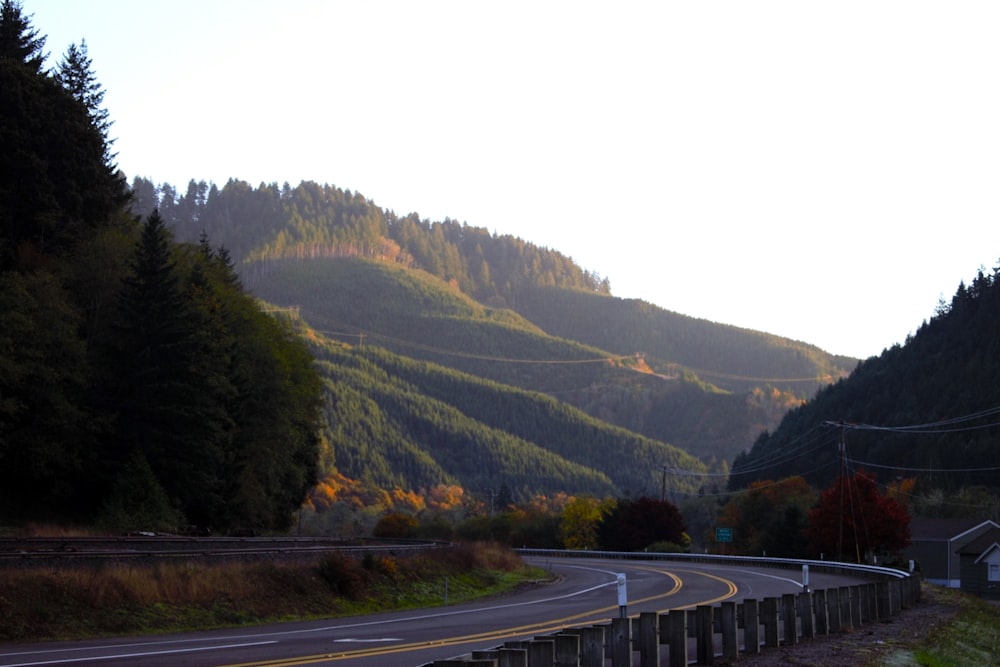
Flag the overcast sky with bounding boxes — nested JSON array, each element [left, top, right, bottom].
[[33, 1, 1000, 359]]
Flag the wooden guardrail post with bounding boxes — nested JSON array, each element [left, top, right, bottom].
[[797, 591, 815, 639], [888, 578, 900, 614], [863, 583, 877, 623], [761, 597, 780, 648], [743, 598, 760, 655], [839, 586, 852, 629], [813, 589, 828, 635], [498, 647, 527, 667], [849, 586, 863, 628], [578, 626, 604, 667], [637, 611, 659, 666], [720, 601, 738, 661], [876, 581, 890, 621], [666, 610, 688, 667], [471, 650, 498, 660], [826, 587, 841, 633], [781, 593, 798, 645], [695, 605, 713, 665], [505, 551, 920, 667], [611, 616, 632, 666], [529, 639, 554, 666], [857, 584, 869, 624], [552, 633, 580, 667]]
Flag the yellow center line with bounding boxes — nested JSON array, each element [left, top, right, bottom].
[[658, 567, 739, 610], [223, 567, 737, 666]]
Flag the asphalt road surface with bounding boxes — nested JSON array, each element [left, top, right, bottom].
[[0, 556, 868, 667]]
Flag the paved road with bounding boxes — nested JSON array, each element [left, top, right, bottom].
[[0, 557, 866, 667]]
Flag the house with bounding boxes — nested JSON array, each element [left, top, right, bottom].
[[958, 526, 1000, 598], [903, 518, 999, 587]]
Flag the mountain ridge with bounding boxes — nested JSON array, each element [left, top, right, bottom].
[[729, 265, 1000, 506], [129, 176, 858, 498]]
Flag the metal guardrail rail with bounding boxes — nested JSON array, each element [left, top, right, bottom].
[[0, 536, 451, 567], [418, 549, 921, 667], [516, 547, 913, 579]]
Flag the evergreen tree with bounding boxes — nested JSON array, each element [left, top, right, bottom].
[[0, 0, 45, 73], [221, 299, 323, 531], [715, 476, 815, 555], [107, 211, 227, 527], [760, 504, 809, 558], [0, 38, 126, 269], [0, 270, 89, 521], [54, 39, 114, 164], [98, 450, 185, 532], [129, 176, 159, 219]]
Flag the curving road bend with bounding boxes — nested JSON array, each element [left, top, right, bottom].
[[0, 557, 868, 667]]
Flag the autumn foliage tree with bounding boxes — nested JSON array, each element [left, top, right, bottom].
[[804, 470, 910, 563], [716, 476, 816, 557], [560, 495, 614, 550], [373, 512, 418, 538]]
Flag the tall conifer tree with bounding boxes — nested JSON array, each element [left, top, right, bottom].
[[109, 211, 228, 526], [55, 39, 115, 166], [0, 0, 45, 73]]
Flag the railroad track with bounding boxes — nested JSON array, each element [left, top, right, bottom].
[[0, 536, 449, 567]]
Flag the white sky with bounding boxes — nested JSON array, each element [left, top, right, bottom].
[[32, 1, 1000, 359]]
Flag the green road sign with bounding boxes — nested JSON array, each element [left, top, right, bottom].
[[715, 527, 733, 543]]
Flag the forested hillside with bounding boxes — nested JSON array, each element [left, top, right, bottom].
[[729, 266, 1000, 511], [513, 286, 855, 394], [0, 4, 322, 532], [130, 178, 611, 303], [308, 338, 707, 501], [19, 1, 994, 545], [129, 177, 856, 469], [2, 2, 849, 537]]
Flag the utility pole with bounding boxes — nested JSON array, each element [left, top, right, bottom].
[[837, 421, 846, 562]]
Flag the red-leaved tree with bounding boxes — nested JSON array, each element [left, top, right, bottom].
[[805, 470, 910, 563]]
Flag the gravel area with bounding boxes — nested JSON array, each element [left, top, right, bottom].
[[718, 586, 959, 666]]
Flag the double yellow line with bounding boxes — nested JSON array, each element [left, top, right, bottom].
[[226, 567, 737, 666]]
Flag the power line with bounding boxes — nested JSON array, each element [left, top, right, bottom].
[[670, 458, 838, 498], [845, 457, 1000, 475], [314, 329, 365, 340], [825, 405, 1000, 435], [316, 326, 640, 365], [688, 368, 848, 384], [309, 318, 843, 381], [728, 424, 838, 477]]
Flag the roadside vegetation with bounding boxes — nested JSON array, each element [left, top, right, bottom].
[[908, 586, 1000, 666], [0, 541, 543, 642]]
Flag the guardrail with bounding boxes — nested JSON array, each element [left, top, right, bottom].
[[0, 536, 451, 568], [421, 549, 920, 667]]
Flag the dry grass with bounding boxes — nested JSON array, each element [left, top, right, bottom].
[[7, 523, 100, 538], [0, 542, 545, 642]]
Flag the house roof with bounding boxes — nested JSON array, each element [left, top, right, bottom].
[[910, 518, 999, 542], [958, 527, 1000, 559]]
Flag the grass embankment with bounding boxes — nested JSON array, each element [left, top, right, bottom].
[[0, 542, 547, 642], [904, 586, 1000, 666]]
